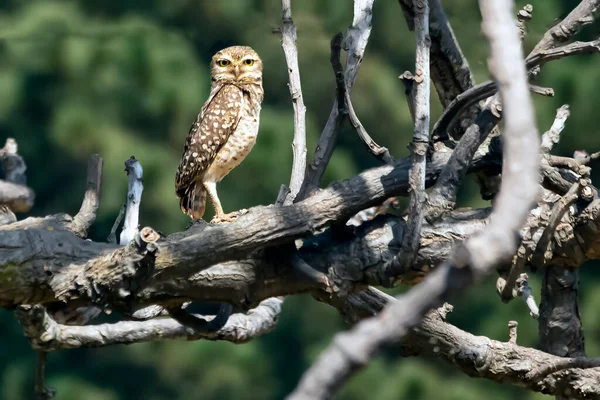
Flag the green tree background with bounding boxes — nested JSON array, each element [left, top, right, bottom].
[[0, 1, 599, 399]]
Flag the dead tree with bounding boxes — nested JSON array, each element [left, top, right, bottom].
[[1, 0, 600, 399]]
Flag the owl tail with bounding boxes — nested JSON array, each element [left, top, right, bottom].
[[179, 181, 207, 220]]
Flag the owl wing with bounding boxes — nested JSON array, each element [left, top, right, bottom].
[[175, 84, 245, 194]]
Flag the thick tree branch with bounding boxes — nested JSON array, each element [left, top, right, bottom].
[[340, 289, 600, 399], [539, 265, 585, 358], [17, 298, 282, 350], [279, 0, 307, 205]]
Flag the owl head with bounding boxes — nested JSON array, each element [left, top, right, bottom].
[[211, 46, 263, 84]]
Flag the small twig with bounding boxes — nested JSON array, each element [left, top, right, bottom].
[[344, 90, 394, 163], [107, 203, 126, 244], [540, 105, 571, 153], [275, 184, 290, 206], [399, 71, 416, 123], [528, 84, 554, 97], [34, 351, 55, 399], [508, 320, 518, 343], [279, 0, 307, 205], [298, 1, 375, 198], [527, 39, 600, 71], [517, 274, 539, 319], [296, 34, 345, 200], [498, 246, 530, 302], [516, 4, 533, 39], [120, 156, 144, 246], [69, 154, 103, 238], [383, 0, 429, 280]]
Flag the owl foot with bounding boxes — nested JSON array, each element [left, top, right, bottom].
[[210, 211, 240, 224]]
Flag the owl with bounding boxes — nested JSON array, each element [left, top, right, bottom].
[[175, 46, 264, 223]]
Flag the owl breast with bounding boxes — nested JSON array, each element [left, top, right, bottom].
[[204, 92, 261, 183]]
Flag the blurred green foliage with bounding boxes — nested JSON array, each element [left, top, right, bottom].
[[0, 1, 599, 399]]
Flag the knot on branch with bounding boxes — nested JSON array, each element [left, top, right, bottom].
[[52, 227, 160, 309], [15, 305, 60, 351]]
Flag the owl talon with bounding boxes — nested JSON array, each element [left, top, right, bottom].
[[210, 212, 239, 224]]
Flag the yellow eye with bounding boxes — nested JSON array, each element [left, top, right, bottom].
[[243, 59, 254, 66], [218, 59, 230, 67]]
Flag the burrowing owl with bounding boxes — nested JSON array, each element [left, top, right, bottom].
[[175, 46, 264, 223]]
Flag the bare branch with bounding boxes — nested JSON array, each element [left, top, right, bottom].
[[399, 71, 416, 122], [279, 0, 307, 205], [508, 320, 518, 343], [383, 0, 429, 281], [69, 154, 103, 238], [426, 96, 500, 219], [120, 156, 143, 246], [516, 4, 533, 39], [299, 0, 375, 197], [34, 351, 55, 399], [288, 0, 540, 396], [540, 105, 571, 153], [527, 38, 600, 70], [344, 90, 394, 163], [342, 288, 600, 399], [517, 274, 539, 318], [529, 0, 600, 56], [107, 203, 126, 244], [399, 0, 476, 107], [17, 298, 282, 350]]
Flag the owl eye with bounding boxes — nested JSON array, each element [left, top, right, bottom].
[[217, 59, 231, 67], [243, 59, 254, 66]]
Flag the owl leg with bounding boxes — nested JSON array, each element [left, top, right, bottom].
[[204, 181, 239, 223]]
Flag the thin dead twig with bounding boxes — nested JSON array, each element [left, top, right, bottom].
[[298, 0, 375, 198], [107, 203, 126, 244], [383, 0, 429, 281], [34, 351, 55, 399], [279, 0, 307, 205], [540, 105, 570, 153], [69, 154, 103, 238], [344, 90, 394, 163], [119, 156, 144, 246]]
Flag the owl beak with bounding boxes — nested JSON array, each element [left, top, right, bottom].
[[234, 65, 241, 78]]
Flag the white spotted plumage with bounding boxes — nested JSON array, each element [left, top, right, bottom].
[[175, 46, 264, 223]]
